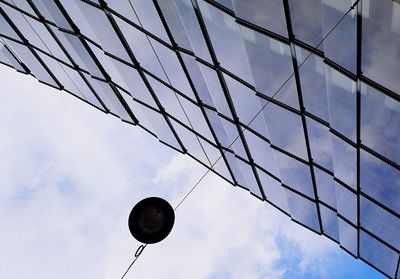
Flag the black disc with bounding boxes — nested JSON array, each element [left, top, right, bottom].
[[128, 197, 175, 244]]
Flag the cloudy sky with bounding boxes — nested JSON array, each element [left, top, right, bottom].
[[0, 64, 384, 279]]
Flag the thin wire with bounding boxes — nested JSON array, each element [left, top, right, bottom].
[[118, 2, 358, 278]]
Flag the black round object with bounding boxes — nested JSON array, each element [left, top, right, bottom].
[[128, 197, 175, 244]]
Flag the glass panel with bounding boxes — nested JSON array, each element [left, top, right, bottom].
[[146, 75, 189, 126], [6, 39, 58, 87], [6, 0, 36, 14], [198, 0, 254, 84], [198, 63, 232, 118], [285, 189, 320, 232], [296, 48, 330, 122], [32, 0, 72, 30], [122, 95, 182, 151], [181, 53, 213, 104], [0, 11, 20, 40], [74, 1, 130, 61], [360, 197, 400, 251], [0, 41, 24, 71], [213, 154, 234, 183], [320, 204, 339, 241], [232, 0, 288, 37], [335, 182, 357, 224], [321, 0, 357, 73], [325, 64, 356, 141], [178, 98, 215, 144], [331, 134, 357, 189], [150, 39, 196, 100], [104, 0, 140, 25], [170, 119, 210, 166], [241, 26, 296, 103], [360, 231, 399, 277], [257, 168, 289, 214], [362, 0, 400, 95], [54, 30, 103, 77], [114, 16, 167, 81], [264, 103, 308, 160], [130, 0, 170, 43], [274, 150, 314, 198], [244, 129, 280, 178], [157, 0, 192, 50], [288, 0, 323, 49], [175, 0, 212, 62], [223, 73, 260, 124], [360, 149, 400, 214], [307, 117, 334, 171], [314, 168, 336, 209], [338, 218, 357, 256], [237, 158, 262, 198], [361, 82, 400, 165]]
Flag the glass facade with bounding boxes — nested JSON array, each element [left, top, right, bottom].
[[0, 0, 399, 277]]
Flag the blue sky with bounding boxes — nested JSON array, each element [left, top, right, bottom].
[[0, 64, 385, 278]]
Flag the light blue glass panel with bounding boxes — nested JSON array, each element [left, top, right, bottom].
[[306, 117, 334, 171], [288, 0, 323, 49], [175, 0, 212, 62], [360, 197, 400, 251], [114, 16, 167, 81], [0, 41, 24, 71], [360, 149, 400, 214], [325, 65, 356, 141], [232, 0, 288, 37], [361, 82, 400, 165], [244, 129, 280, 178], [130, 0, 170, 43], [264, 103, 308, 160], [0, 11, 20, 40], [32, 0, 72, 30], [362, 0, 400, 95], [296, 48, 330, 122], [257, 168, 289, 214], [285, 189, 320, 232], [314, 168, 336, 209], [104, 0, 140, 25], [157, 0, 192, 50], [320, 204, 339, 241], [331, 135, 356, 189], [338, 218, 357, 256], [150, 39, 196, 100], [198, 0, 254, 84], [274, 150, 314, 198], [335, 182, 357, 224], [240, 26, 294, 101], [360, 231, 399, 277], [321, 0, 357, 73]]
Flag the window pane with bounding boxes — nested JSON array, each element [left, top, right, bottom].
[[274, 150, 314, 198], [335, 182, 357, 224], [244, 129, 280, 178], [258, 168, 289, 214], [314, 168, 336, 209], [320, 204, 339, 241], [338, 218, 357, 256], [362, 0, 400, 95], [232, 0, 288, 37], [360, 149, 400, 214], [360, 197, 400, 251], [331, 134, 356, 189], [360, 231, 399, 277], [361, 82, 400, 165], [325, 65, 356, 141], [321, 0, 357, 73], [307, 117, 334, 171], [264, 103, 308, 160], [288, 0, 323, 49], [198, 0, 254, 84], [285, 189, 320, 232]]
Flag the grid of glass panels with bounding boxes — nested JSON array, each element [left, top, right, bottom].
[[0, 0, 399, 277]]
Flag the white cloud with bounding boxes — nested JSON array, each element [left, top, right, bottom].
[[0, 65, 370, 279]]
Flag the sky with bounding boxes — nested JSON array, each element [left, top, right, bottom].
[[0, 64, 385, 279]]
